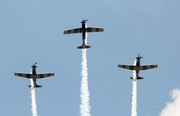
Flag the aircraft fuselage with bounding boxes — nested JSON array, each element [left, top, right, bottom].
[[31, 66, 37, 86], [134, 58, 140, 79], [81, 22, 86, 41], [32, 66, 36, 75], [132, 56, 143, 80]]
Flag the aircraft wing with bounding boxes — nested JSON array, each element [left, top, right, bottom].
[[118, 64, 135, 70], [118, 64, 158, 70], [35, 73, 54, 79], [138, 65, 158, 70], [64, 28, 82, 34], [14, 73, 31, 78], [86, 27, 104, 32]]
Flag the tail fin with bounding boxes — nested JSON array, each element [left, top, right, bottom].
[[77, 45, 91, 49], [28, 85, 42, 88], [130, 77, 144, 80]]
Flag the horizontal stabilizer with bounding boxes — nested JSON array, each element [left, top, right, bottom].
[[137, 77, 144, 79], [77, 45, 91, 49], [28, 85, 42, 88], [130, 77, 144, 80]]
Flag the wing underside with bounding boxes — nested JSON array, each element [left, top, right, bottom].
[[118, 64, 158, 70], [86, 27, 104, 32], [64, 28, 81, 34], [35, 73, 54, 78], [118, 65, 135, 70], [14, 73, 54, 79], [138, 65, 158, 70], [14, 73, 31, 78]]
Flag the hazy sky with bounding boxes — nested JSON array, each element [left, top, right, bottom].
[[0, 0, 180, 116]]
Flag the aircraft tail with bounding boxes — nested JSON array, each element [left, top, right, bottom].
[[77, 45, 91, 49], [28, 85, 42, 88], [130, 77, 144, 80]]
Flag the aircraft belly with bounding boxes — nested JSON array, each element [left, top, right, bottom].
[[82, 32, 86, 40], [133, 70, 139, 80], [31, 76, 36, 82], [136, 70, 139, 75]]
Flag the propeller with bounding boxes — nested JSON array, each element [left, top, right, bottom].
[[31, 62, 37, 68], [136, 53, 143, 59], [81, 18, 88, 23]]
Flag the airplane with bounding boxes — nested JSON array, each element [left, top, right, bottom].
[[14, 62, 54, 88], [64, 19, 104, 49], [118, 54, 158, 80]]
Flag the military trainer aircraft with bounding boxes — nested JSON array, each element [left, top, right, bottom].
[[14, 62, 54, 88], [64, 19, 104, 49], [118, 54, 158, 80]]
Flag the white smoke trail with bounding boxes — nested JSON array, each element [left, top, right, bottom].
[[30, 79, 38, 116], [80, 49, 91, 116], [131, 80, 137, 116], [80, 30, 91, 116], [160, 89, 180, 116], [131, 59, 137, 116]]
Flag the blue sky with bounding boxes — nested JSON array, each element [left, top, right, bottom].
[[0, 0, 180, 116]]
